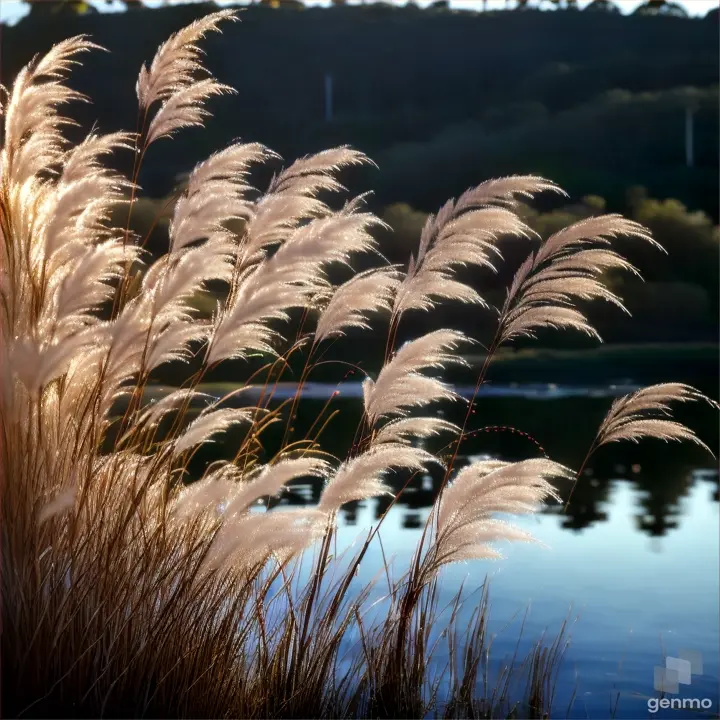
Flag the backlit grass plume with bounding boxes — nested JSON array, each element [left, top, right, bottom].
[[1, 12, 715, 718]]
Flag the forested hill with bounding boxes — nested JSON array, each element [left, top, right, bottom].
[[2, 2, 718, 215]]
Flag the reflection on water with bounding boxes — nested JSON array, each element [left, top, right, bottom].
[[152, 383, 720, 718], [181, 382, 718, 539], [325, 478, 719, 719], [279, 464, 718, 543]]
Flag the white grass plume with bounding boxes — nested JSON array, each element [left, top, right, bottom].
[[533, 214, 662, 266], [170, 456, 329, 524], [232, 148, 374, 270], [204, 508, 327, 573], [207, 264, 316, 363], [145, 320, 210, 370], [594, 383, 717, 455], [224, 457, 331, 517], [433, 459, 571, 571], [363, 329, 472, 422], [318, 444, 438, 513], [269, 146, 371, 195], [61, 131, 135, 184], [315, 268, 400, 343], [169, 142, 272, 252], [173, 408, 253, 455], [171, 474, 235, 522], [38, 486, 77, 525], [373, 417, 461, 445], [394, 206, 532, 316], [2, 36, 100, 184], [452, 176, 565, 211], [498, 215, 660, 345], [10, 327, 106, 395], [393, 177, 560, 317], [238, 194, 329, 266], [209, 206, 380, 363], [136, 9, 238, 109], [145, 78, 234, 145], [143, 240, 235, 322]]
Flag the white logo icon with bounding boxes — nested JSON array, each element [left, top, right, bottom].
[[654, 650, 703, 694]]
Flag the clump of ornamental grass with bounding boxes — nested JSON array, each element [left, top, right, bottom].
[[0, 12, 716, 719]]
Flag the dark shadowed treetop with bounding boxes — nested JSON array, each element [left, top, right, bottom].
[[633, 0, 689, 17], [584, 0, 621, 12]]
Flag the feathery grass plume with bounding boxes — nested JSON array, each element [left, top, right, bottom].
[[2, 15, 716, 719], [143, 243, 234, 319], [237, 193, 330, 269], [269, 146, 371, 195], [318, 443, 438, 513], [1, 36, 101, 184], [170, 471, 236, 522], [453, 175, 565, 209], [242, 176, 376, 272], [433, 459, 571, 571], [226, 457, 331, 514], [136, 388, 215, 428], [204, 508, 328, 572], [498, 215, 660, 345], [173, 407, 253, 455], [38, 485, 77, 525], [315, 267, 400, 342], [171, 457, 330, 526], [62, 131, 135, 182], [136, 9, 238, 110], [393, 177, 561, 317], [169, 142, 272, 251], [209, 203, 381, 364], [145, 78, 235, 145], [373, 416, 461, 445], [593, 383, 718, 454], [227, 149, 374, 275], [363, 329, 472, 422]]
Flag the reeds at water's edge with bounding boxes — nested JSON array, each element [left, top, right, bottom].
[[0, 11, 716, 718]]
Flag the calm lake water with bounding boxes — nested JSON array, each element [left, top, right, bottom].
[[175, 380, 720, 719]]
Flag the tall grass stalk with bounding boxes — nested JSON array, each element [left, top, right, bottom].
[[1, 12, 716, 718]]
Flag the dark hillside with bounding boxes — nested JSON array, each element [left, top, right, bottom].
[[2, 3, 717, 214]]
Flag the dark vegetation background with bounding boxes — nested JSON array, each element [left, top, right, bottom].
[[3, 0, 718, 383]]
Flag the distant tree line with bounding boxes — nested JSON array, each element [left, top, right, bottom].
[[4, 2, 716, 214], [15, 0, 719, 18]]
